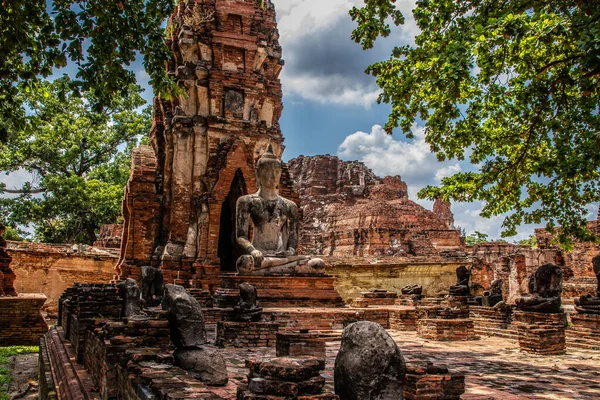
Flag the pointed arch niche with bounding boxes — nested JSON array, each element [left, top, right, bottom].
[[218, 169, 246, 271], [202, 140, 257, 271]]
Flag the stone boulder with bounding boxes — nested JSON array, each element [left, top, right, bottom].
[[334, 321, 405, 400], [161, 284, 206, 347], [173, 348, 228, 386]]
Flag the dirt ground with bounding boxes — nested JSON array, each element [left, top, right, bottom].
[[6, 353, 38, 400]]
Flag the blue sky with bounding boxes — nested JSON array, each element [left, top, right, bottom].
[[6, 0, 597, 241], [270, 0, 548, 240]]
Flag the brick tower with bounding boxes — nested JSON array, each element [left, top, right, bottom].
[[117, 0, 296, 291]]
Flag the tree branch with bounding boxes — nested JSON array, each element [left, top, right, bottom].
[[81, 137, 124, 170], [536, 55, 582, 75], [2, 188, 46, 194]]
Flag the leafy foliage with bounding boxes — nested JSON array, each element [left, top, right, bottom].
[[465, 231, 489, 245], [517, 234, 538, 248], [351, 0, 600, 248], [0, 0, 174, 142], [2, 226, 23, 242], [0, 77, 150, 244]]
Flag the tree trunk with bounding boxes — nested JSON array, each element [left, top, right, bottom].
[[86, 224, 98, 245]]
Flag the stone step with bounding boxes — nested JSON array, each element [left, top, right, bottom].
[[566, 341, 600, 351], [566, 332, 600, 341]]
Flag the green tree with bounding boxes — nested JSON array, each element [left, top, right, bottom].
[[0, 76, 150, 244], [0, 0, 174, 142], [2, 225, 24, 241], [517, 234, 538, 248], [351, 1, 600, 249], [465, 231, 489, 245]]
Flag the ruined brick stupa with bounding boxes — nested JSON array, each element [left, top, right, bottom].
[[0, 223, 48, 345], [116, 0, 340, 306]]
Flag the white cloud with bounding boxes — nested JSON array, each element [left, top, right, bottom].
[[276, 0, 362, 38], [336, 124, 545, 240], [338, 124, 448, 183], [282, 73, 381, 108], [435, 164, 462, 181], [1, 169, 35, 198], [275, 0, 419, 108]]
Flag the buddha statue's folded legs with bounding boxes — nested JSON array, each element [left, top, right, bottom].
[[236, 254, 325, 275]]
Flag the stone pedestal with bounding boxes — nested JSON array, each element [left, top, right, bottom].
[[567, 313, 600, 351], [276, 331, 326, 358], [403, 363, 465, 400], [389, 309, 417, 331], [352, 289, 398, 307], [415, 298, 477, 341], [216, 275, 344, 308], [513, 311, 567, 355], [237, 357, 338, 399], [395, 295, 422, 306], [351, 298, 369, 308], [416, 318, 476, 341], [216, 321, 279, 348], [470, 306, 515, 338], [420, 297, 446, 306], [0, 294, 48, 345]]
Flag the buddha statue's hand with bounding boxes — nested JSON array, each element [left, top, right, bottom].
[[284, 248, 295, 257], [250, 249, 264, 267]]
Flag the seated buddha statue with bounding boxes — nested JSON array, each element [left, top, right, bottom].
[[574, 254, 600, 315], [449, 265, 471, 296], [482, 279, 503, 307], [515, 263, 562, 313], [235, 145, 325, 275]]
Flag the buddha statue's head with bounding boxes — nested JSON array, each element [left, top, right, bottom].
[[256, 144, 282, 191]]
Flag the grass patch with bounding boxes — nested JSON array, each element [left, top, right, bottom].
[[0, 346, 38, 400]]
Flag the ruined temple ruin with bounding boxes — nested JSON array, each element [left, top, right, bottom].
[[288, 155, 463, 257], [1, 1, 599, 399], [117, 0, 297, 292]]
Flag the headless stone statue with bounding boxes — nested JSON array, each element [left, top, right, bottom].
[[482, 279, 503, 307], [575, 254, 600, 314], [516, 264, 562, 313], [117, 278, 144, 318], [236, 144, 325, 275], [228, 282, 263, 322], [401, 284, 423, 296], [141, 266, 164, 307], [449, 266, 470, 296]]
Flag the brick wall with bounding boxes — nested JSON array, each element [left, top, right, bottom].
[[0, 294, 48, 345], [7, 242, 118, 316]]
